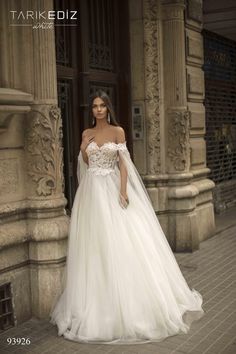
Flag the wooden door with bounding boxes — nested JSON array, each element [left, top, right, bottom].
[[54, 0, 132, 212]]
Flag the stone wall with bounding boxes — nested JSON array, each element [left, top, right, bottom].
[[0, 0, 69, 325], [185, 0, 216, 242], [129, 0, 215, 251]]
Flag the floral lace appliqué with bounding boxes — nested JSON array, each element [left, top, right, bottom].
[[86, 141, 127, 176]]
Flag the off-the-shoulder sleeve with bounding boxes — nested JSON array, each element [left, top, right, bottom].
[[116, 141, 128, 151], [117, 143, 154, 206]]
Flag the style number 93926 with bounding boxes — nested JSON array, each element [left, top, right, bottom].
[[7, 337, 31, 345]]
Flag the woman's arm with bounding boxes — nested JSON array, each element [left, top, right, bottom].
[[80, 130, 94, 165], [116, 127, 128, 204]]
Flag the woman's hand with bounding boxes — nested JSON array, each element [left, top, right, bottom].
[[80, 131, 95, 165], [119, 192, 129, 209], [80, 134, 95, 152], [80, 134, 95, 151]]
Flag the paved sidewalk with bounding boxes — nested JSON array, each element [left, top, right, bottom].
[[0, 225, 236, 354]]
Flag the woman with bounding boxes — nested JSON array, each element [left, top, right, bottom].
[[50, 90, 204, 344]]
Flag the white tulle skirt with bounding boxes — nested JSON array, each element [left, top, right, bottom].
[[50, 151, 204, 344]]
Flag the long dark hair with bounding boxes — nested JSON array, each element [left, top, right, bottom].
[[89, 90, 119, 127]]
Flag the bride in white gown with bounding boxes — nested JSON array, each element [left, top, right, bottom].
[[50, 90, 204, 344]]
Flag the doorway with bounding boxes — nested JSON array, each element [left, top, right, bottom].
[[54, 0, 132, 212]]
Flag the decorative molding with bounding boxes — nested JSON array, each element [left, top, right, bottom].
[[189, 110, 205, 131], [143, 0, 161, 174], [186, 34, 203, 60], [187, 69, 204, 96], [168, 110, 190, 171], [162, 6, 184, 21], [143, 0, 158, 20], [161, 0, 185, 21], [26, 105, 64, 197], [0, 258, 66, 276], [190, 138, 205, 166]]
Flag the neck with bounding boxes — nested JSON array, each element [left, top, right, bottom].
[[95, 118, 110, 129]]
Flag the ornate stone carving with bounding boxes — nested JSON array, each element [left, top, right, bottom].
[[144, 0, 158, 20], [143, 0, 161, 174], [168, 110, 190, 171], [0, 159, 18, 195], [26, 105, 64, 196]]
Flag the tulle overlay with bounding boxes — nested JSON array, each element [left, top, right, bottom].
[[50, 142, 204, 344]]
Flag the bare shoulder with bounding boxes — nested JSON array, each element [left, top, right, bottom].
[[114, 126, 126, 143], [82, 128, 93, 137]]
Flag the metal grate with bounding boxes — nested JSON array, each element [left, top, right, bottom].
[[89, 84, 116, 105], [88, 0, 115, 71], [54, 0, 73, 67], [203, 30, 236, 184], [0, 283, 14, 332]]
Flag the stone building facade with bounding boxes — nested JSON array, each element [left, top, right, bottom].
[[0, 0, 216, 327]]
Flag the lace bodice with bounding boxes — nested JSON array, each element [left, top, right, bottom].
[[86, 141, 127, 176]]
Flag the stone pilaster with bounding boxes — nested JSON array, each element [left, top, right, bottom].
[[185, 0, 215, 242], [162, 0, 190, 176], [162, 0, 187, 107], [0, 0, 68, 321], [141, 0, 167, 230], [31, 0, 57, 104], [161, 0, 198, 250], [143, 0, 161, 175], [161, 0, 215, 251], [24, 0, 69, 319]]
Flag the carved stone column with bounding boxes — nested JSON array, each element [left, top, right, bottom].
[[141, 0, 166, 224], [24, 0, 69, 318], [143, 0, 161, 176], [31, 1, 57, 104], [162, 0, 189, 170], [162, 0, 200, 251], [26, 105, 64, 200], [167, 109, 191, 173]]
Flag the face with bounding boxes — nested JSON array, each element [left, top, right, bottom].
[[92, 97, 108, 121]]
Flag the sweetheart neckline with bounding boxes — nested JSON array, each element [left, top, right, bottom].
[[87, 141, 126, 149]]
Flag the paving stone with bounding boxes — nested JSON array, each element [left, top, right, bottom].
[[0, 225, 236, 354]]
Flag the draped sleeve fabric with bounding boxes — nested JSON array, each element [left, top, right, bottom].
[[116, 142, 154, 209], [77, 151, 88, 184]]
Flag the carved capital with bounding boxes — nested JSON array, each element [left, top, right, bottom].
[[162, 0, 185, 20], [26, 105, 64, 197], [143, 0, 158, 20], [167, 109, 191, 172]]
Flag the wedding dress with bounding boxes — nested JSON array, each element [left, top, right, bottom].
[[50, 141, 204, 344]]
